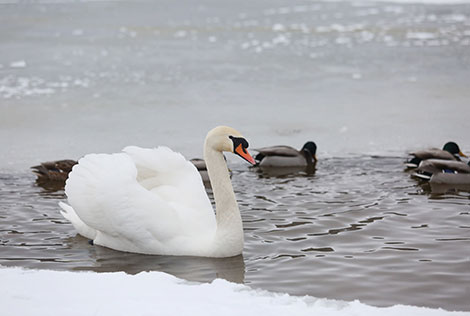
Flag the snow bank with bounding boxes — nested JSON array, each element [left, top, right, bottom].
[[1, 267, 467, 316]]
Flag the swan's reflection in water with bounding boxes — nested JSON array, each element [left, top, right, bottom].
[[68, 236, 245, 283]]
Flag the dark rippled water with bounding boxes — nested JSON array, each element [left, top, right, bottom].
[[1, 156, 469, 311]]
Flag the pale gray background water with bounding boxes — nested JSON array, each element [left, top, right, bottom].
[[1, 0, 469, 312]]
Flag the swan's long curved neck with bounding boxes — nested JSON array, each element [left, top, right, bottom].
[[204, 145, 243, 256]]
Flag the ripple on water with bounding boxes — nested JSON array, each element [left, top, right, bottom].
[[0, 157, 469, 311]]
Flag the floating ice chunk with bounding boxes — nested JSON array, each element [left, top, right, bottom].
[[208, 36, 217, 42], [73, 78, 90, 88], [352, 73, 362, 80], [444, 14, 466, 22], [406, 32, 436, 40], [272, 23, 286, 32], [241, 42, 251, 49], [331, 24, 345, 32], [384, 6, 403, 14], [10, 60, 27, 68], [272, 34, 289, 45], [72, 29, 83, 36], [174, 30, 187, 38], [360, 31, 375, 42], [340, 126, 349, 133], [383, 35, 394, 43], [335, 36, 351, 45]]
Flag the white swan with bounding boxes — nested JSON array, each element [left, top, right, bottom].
[[59, 126, 255, 258]]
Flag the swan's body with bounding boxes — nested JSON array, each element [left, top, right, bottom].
[[406, 142, 467, 168], [33, 158, 209, 187], [413, 159, 470, 185], [254, 141, 317, 168], [59, 126, 255, 258]]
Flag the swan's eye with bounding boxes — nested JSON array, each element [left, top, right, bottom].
[[229, 136, 249, 151], [230, 135, 255, 165]]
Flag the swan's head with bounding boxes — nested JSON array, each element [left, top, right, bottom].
[[443, 141, 467, 157], [205, 126, 256, 165]]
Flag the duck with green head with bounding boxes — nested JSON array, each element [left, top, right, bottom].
[[406, 141, 467, 169], [254, 141, 317, 168], [413, 159, 470, 185]]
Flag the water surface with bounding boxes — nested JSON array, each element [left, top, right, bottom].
[[1, 157, 469, 310], [1, 0, 470, 312]]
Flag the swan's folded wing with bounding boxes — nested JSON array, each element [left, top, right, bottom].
[[253, 145, 299, 157], [122, 146, 214, 223], [65, 151, 215, 252]]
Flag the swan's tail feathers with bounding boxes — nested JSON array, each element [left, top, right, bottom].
[[59, 202, 97, 240]]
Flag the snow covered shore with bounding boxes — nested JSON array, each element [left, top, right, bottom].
[[1, 267, 468, 316]]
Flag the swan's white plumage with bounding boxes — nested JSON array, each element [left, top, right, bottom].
[[61, 146, 216, 256]]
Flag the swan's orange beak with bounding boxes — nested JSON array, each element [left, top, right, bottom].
[[235, 144, 256, 165], [459, 151, 468, 158]]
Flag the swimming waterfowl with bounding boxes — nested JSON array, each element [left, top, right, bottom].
[[59, 126, 255, 257], [33, 158, 210, 185], [406, 141, 467, 168], [31, 160, 77, 183], [413, 159, 470, 185], [254, 141, 317, 168]]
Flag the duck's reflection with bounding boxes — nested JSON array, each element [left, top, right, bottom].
[[255, 164, 316, 178], [413, 180, 470, 196], [35, 179, 66, 195], [68, 236, 245, 283], [429, 183, 470, 195]]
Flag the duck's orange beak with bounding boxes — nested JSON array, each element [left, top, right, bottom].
[[459, 151, 468, 158], [235, 144, 256, 165]]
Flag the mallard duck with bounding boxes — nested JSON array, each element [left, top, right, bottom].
[[413, 159, 470, 185], [406, 141, 467, 168], [59, 126, 256, 257], [254, 141, 317, 168], [31, 160, 77, 183]]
